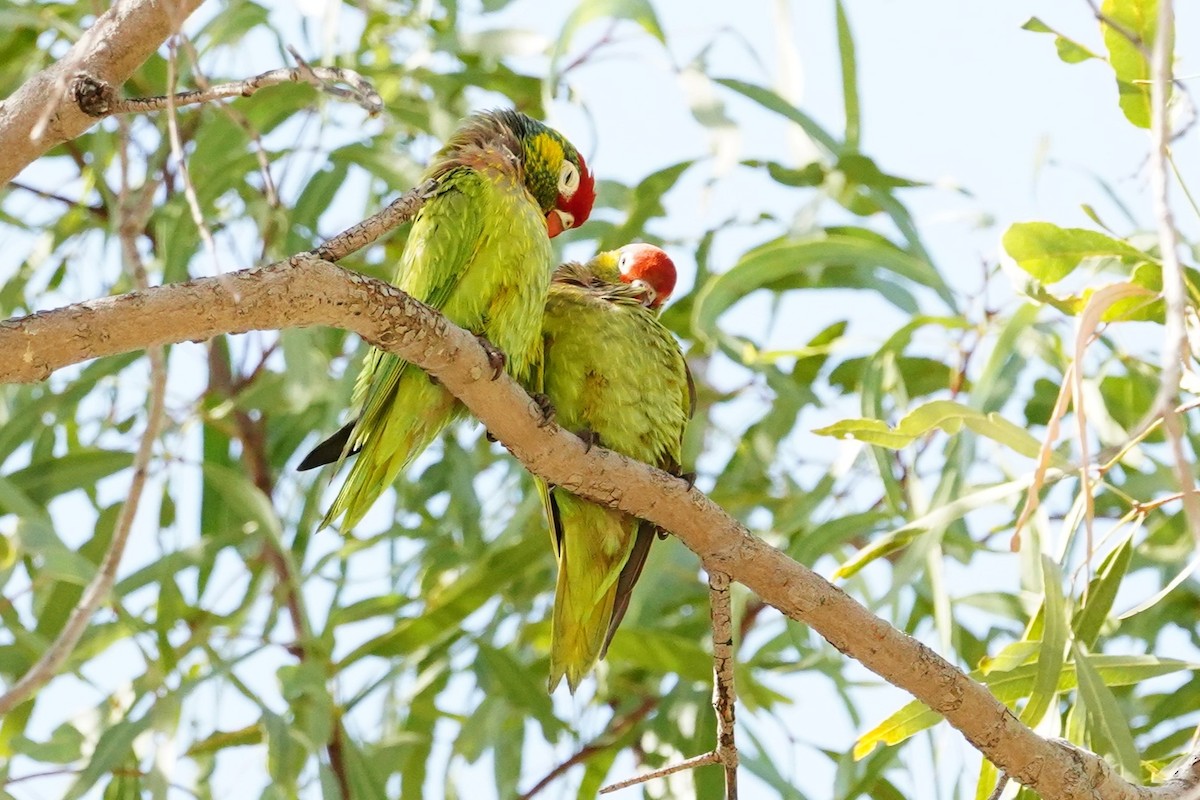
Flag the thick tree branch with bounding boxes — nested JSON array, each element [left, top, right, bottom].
[[0, 0, 206, 186], [0, 256, 1188, 800]]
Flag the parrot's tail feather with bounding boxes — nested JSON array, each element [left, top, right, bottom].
[[548, 561, 616, 694], [547, 496, 636, 693], [322, 381, 463, 533], [298, 419, 360, 471], [601, 520, 657, 659]]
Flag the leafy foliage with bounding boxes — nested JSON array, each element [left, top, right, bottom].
[[1, 1, 1199, 799]]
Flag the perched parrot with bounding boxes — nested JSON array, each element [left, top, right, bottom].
[[539, 243, 695, 692], [299, 109, 596, 531]]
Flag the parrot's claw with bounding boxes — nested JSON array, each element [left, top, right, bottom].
[[530, 393, 556, 427], [669, 466, 698, 492], [485, 429, 497, 443], [475, 334, 507, 380], [576, 428, 602, 453], [427, 372, 441, 387]]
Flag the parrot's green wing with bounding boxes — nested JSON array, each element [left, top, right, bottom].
[[319, 171, 499, 530], [352, 173, 486, 433]]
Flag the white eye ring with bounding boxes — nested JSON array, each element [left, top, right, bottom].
[[557, 210, 575, 231], [558, 161, 580, 198], [618, 252, 632, 275]]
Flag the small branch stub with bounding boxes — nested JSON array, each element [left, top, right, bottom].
[[70, 73, 116, 117]]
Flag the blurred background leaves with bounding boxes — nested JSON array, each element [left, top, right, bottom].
[[1, 0, 1199, 798]]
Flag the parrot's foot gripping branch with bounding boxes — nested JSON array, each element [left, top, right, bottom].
[[529, 392, 556, 427], [474, 334, 507, 380], [575, 428, 601, 453], [670, 465, 698, 492]]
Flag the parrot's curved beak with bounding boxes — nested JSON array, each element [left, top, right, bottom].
[[546, 209, 573, 238]]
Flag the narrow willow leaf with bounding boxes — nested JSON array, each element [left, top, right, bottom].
[[814, 399, 1069, 466], [836, 477, 1038, 579], [855, 655, 1193, 756], [1073, 532, 1134, 647], [1019, 556, 1067, 727], [835, 0, 860, 149], [715, 77, 840, 154], [199, 462, 282, 539], [693, 233, 954, 358], [63, 714, 154, 800], [1073, 643, 1141, 777]]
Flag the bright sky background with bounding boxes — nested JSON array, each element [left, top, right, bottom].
[[6, 1, 1200, 798]]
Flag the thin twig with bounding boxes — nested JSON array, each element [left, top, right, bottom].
[[987, 773, 1012, 800], [177, 34, 279, 206], [1083, 0, 1150, 57], [599, 752, 720, 795], [599, 571, 739, 796], [0, 117, 169, 716], [709, 570, 739, 798], [518, 697, 658, 799], [70, 54, 383, 119], [7, 180, 109, 219], [1145, 0, 1200, 542], [164, 36, 220, 278], [310, 179, 439, 262]]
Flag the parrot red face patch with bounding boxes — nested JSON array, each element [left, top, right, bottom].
[[556, 152, 595, 233], [619, 244, 677, 309]]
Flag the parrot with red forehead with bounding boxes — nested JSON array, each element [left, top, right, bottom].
[[538, 243, 695, 692], [299, 109, 596, 532]]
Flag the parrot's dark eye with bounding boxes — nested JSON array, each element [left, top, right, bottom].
[[559, 161, 580, 198], [618, 253, 632, 275]]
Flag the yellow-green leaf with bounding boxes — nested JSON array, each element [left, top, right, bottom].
[[1002, 221, 1148, 284], [1100, 0, 1165, 128]]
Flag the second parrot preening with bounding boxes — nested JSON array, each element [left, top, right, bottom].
[[299, 109, 596, 532], [538, 244, 695, 692]]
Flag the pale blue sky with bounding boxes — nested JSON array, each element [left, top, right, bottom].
[[4, 1, 1198, 798]]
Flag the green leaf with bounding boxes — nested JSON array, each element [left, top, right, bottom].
[[715, 77, 839, 155], [551, 0, 664, 83], [835, 477, 1038, 579], [856, 655, 1193, 757], [1073, 643, 1141, 777], [813, 399, 1067, 465], [7, 449, 133, 506], [1072, 534, 1134, 647], [1021, 17, 1101, 64], [835, 0, 860, 149], [605, 628, 712, 682], [64, 714, 153, 800], [199, 463, 282, 539], [339, 733, 390, 800], [598, 160, 693, 251], [338, 532, 540, 667], [1019, 556, 1067, 727], [184, 725, 262, 757], [693, 233, 954, 358], [1002, 222, 1148, 284], [1100, 0, 1165, 129]]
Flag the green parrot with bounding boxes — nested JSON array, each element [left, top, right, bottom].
[[299, 109, 596, 532], [538, 243, 695, 692]]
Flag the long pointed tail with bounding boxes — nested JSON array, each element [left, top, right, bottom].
[[548, 495, 637, 693], [322, 375, 462, 532]]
